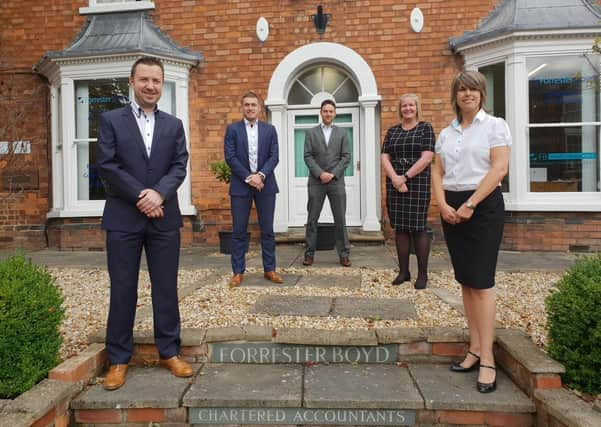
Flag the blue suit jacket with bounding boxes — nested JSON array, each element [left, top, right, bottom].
[[224, 120, 279, 196], [97, 106, 189, 232]]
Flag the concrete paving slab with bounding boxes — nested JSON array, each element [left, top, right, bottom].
[[251, 295, 332, 316], [0, 413, 36, 427], [241, 325, 274, 341], [304, 364, 423, 409], [409, 364, 535, 413], [332, 297, 417, 320], [71, 365, 200, 409], [296, 274, 361, 288], [236, 273, 300, 287], [11, 379, 80, 420], [205, 326, 246, 342], [183, 364, 302, 407]]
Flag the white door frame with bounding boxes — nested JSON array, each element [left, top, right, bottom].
[[287, 107, 361, 227], [265, 42, 381, 232]]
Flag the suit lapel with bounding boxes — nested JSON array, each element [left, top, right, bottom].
[[121, 107, 149, 161], [314, 125, 327, 150]]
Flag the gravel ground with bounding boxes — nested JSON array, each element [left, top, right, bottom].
[[50, 266, 562, 361]]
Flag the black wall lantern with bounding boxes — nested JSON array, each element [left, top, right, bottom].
[[312, 5, 331, 36]]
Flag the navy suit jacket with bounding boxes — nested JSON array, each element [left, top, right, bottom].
[[97, 105, 189, 232], [224, 120, 279, 196]]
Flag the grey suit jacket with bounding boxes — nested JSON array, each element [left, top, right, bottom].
[[303, 125, 351, 184]]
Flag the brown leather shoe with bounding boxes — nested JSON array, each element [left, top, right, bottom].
[[302, 256, 314, 266], [264, 271, 284, 283], [340, 257, 352, 267], [159, 356, 193, 378], [229, 273, 243, 287], [103, 364, 128, 390]]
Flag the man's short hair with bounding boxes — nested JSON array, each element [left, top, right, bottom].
[[321, 99, 336, 110], [241, 91, 261, 103], [131, 56, 164, 78]]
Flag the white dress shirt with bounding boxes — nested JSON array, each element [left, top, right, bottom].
[[435, 109, 512, 191], [321, 123, 333, 146], [131, 100, 156, 156], [245, 119, 258, 172]]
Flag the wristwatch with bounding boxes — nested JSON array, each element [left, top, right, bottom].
[[466, 199, 476, 210]]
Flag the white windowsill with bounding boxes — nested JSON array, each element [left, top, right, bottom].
[[47, 204, 197, 218], [80, 1, 155, 15]]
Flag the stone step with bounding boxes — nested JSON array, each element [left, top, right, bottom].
[[72, 363, 536, 426]]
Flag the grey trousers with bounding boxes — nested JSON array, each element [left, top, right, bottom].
[[304, 179, 350, 258]]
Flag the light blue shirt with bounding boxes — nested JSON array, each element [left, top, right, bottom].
[[321, 123, 333, 146]]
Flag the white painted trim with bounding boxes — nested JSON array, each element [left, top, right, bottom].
[[80, 1, 155, 15], [266, 42, 381, 233]]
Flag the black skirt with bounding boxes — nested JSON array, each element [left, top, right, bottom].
[[441, 188, 504, 289]]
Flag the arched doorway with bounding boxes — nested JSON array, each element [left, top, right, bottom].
[[266, 42, 381, 233], [287, 65, 361, 226]]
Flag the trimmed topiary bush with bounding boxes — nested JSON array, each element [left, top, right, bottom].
[[545, 254, 601, 395], [0, 254, 64, 398]]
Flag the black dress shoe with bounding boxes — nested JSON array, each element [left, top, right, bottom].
[[413, 277, 428, 289], [477, 364, 497, 393], [392, 273, 410, 286], [450, 350, 480, 372]]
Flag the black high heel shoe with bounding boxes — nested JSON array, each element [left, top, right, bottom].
[[450, 350, 480, 372], [477, 364, 497, 393], [392, 273, 410, 286]]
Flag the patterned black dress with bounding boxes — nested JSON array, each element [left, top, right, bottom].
[[382, 121, 435, 231]]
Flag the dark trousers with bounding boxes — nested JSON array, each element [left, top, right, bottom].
[[105, 226, 181, 364], [230, 190, 276, 274], [305, 180, 350, 258]]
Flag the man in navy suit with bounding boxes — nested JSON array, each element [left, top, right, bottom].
[[97, 57, 193, 390], [224, 91, 283, 287]]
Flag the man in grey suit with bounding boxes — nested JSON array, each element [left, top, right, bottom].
[[303, 99, 351, 267]]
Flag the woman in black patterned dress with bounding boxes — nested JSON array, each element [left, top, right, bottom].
[[381, 94, 435, 289]]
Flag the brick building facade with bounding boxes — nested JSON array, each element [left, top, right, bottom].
[[1, 0, 600, 252]]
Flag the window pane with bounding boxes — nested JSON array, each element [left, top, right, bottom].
[[334, 113, 352, 123], [323, 67, 346, 93], [294, 129, 309, 177], [528, 55, 600, 123], [298, 68, 321, 94], [75, 78, 129, 200], [333, 79, 358, 103], [295, 114, 318, 125], [480, 62, 508, 191], [288, 81, 313, 105], [75, 79, 129, 139], [529, 126, 599, 192]]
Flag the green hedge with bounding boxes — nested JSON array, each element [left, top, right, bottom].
[[545, 255, 601, 395], [0, 254, 64, 398]]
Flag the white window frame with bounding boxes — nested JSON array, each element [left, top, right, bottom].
[[44, 56, 195, 218], [80, 0, 155, 15], [462, 30, 601, 211]]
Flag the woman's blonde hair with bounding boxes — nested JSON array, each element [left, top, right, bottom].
[[398, 93, 421, 121], [450, 71, 487, 122]]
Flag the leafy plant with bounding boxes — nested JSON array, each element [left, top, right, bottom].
[[545, 255, 601, 395], [0, 254, 64, 398], [209, 160, 231, 184]]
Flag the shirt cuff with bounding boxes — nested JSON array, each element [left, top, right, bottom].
[[257, 171, 266, 181]]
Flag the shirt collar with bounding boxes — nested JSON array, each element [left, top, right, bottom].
[[451, 109, 486, 131], [131, 100, 158, 118], [244, 118, 257, 128], [321, 123, 333, 130]]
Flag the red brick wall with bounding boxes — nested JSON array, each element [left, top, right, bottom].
[[2, 0, 600, 251]]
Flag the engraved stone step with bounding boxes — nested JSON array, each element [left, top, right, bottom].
[[210, 342, 397, 363]]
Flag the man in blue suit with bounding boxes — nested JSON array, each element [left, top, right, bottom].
[[97, 57, 193, 390], [224, 91, 283, 287]]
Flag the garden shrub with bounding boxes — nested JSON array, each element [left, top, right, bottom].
[[0, 254, 64, 398], [545, 254, 601, 395]]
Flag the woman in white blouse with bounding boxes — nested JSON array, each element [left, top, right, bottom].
[[431, 70, 511, 394]]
